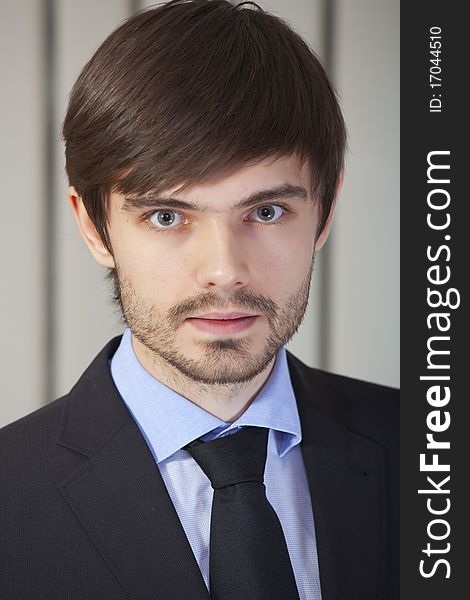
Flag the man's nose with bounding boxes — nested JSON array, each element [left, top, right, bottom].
[[193, 219, 251, 291]]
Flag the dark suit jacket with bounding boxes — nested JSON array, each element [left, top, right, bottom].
[[0, 337, 398, 600]]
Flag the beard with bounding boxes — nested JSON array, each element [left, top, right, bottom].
[[107, 256, 314, 385]]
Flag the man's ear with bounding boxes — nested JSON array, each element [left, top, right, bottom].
[[314, 172, 343, 250], [68, 187, 115, 268]]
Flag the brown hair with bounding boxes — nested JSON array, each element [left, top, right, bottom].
[[63, 0, 346, 250]]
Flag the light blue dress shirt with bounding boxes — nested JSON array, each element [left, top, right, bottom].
[[110, 327, 322, 600]]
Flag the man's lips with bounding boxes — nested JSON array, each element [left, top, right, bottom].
[[188, 312, 256, 319], [185, 314, 259, 335]]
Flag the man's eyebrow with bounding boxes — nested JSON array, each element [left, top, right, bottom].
[[122, 184, 308, 213]]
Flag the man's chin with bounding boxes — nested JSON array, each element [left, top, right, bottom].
[[165, 345, 276, 386], [173, 368, 267, 386]]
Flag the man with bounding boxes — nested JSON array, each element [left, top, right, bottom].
[[0, 1, 398, 599]]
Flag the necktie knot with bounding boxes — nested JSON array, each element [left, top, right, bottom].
[[185, 426, 269, 490]]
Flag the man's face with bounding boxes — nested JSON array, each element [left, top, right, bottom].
[[81, 156, 330, 385]]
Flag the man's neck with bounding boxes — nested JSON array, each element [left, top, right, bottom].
[[131, 336, 276, 423]]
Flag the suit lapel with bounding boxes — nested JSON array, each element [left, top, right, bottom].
[[287, 352, 387, 600], [57, 337, 210, 600]]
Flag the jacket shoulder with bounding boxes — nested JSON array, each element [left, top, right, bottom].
[[0, 394, 68, 448], [286, 350, 399, 443], [310, 364, 398, 404], [0, 395, 78, 492], [0, 335, 124, 456]]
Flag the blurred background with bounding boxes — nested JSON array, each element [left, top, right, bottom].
[[0, 0, 399, 428]]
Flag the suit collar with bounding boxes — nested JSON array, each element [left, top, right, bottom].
[[57, 336, 129, 457]]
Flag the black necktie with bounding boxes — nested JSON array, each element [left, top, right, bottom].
[[185, 426, 300, 600]]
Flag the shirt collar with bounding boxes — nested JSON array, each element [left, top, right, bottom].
[[110, 328, 301, 463]]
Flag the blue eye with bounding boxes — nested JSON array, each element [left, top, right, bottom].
[[149, 210, 183, 228], [251, 205, 285, 222]]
